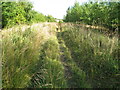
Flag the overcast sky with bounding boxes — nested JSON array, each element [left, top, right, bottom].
[[30, 0, 89, 19]]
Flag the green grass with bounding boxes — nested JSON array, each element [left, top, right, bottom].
[[61, 25, 119, 88], [57, 34, 91, 88], [2, 24, 67, 88], [29, 37, 67, 88], [1, 23, 119, 88], [2, 26, 45, 88]]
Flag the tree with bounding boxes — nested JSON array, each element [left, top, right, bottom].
[[46, 15, 56, 22], [2, 2, 26, 28], [64, 1, 119, 31], [2, 1, 53, 28]]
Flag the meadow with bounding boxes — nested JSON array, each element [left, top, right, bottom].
[[1, 22, 119, 88]]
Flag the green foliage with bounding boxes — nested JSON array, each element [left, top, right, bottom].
[[2, 2, 26, 28], [2, 2, 56, 28], [2, 1, 119, 88], [64, 2, 119, 30], [30, 11, 46, 23], [46, 15, 56, 22]]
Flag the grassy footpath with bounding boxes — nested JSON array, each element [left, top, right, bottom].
[[57, 32, 91, 88], [1, 23, 120, 88]]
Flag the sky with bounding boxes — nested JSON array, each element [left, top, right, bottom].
[[30, 0, 89, 19]]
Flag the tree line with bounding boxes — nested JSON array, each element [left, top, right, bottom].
[[2, 2, 56, 28], [64, 1, 119, 31]]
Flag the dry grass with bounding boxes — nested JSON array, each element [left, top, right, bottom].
[[61, 24, 119, 88], [1, 23, 67, 88], [1, 23, 119, 88]]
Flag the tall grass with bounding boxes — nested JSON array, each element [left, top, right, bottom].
[[57, 33, 91, 88], [2, 23, 67, 88], [29, 37, 67, 88], [1, 23, 119, 88], [61, 25, 119, 88], [2, 26, 45, 88]]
